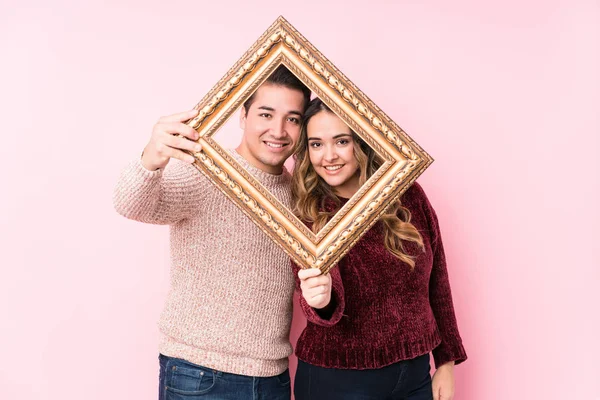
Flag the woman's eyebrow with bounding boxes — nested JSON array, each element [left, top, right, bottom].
[[308, 133, 352, 141], [332, 133, 352, 139]]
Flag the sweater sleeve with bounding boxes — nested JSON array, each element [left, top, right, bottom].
[[113, 157, 208, 225], [291, 260, 346, 327], [419, 186, 468, 368]]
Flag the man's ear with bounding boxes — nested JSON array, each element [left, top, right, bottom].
[[239, 106, 247, 130]]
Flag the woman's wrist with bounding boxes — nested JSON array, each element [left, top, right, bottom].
[[437, 361, 455, 370]]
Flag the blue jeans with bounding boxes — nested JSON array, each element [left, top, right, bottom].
[[158, 354, 291, 400], [294, 353, 433, 400]]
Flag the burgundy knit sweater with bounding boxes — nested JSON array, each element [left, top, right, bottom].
[[293, 182, 467, 370]]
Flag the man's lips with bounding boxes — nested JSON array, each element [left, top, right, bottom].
[[262, 140, 292, 153], [264, 141, 288, 148]]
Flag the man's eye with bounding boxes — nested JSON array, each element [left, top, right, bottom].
[[259, 113, 272, 118], [288, 117, 300, 124]]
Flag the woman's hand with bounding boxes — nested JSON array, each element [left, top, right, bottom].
[[432, 361, 455, 400], [298, 268, 332, 309]]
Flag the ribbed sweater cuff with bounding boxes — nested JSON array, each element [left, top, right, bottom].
[[432, 339, 468, 368], [133, 157, 164, 179], [299, 267, 345, 327], [113, 158, 163, 218]]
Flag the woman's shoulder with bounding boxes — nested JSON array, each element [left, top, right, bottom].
[[401, 181, 429, 208]]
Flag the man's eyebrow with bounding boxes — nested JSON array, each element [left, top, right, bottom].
[[257, 105, 303, 116]]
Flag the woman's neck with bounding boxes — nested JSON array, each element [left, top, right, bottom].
[[332, 172, 360, 199]]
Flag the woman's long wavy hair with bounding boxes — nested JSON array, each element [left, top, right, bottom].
[[291, 98, 424, 268]]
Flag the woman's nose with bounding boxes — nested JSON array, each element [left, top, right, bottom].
[[324, 146, 338, 162]]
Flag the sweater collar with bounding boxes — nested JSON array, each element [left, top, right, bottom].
[[228, 149, 290, 186]]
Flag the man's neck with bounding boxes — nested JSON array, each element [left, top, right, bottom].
[[234, 145, 283, 175]]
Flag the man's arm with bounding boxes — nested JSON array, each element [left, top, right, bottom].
[[113, 109, 207, 225], [140, 109, 201, 171]]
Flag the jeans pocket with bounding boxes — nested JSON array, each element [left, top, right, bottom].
[[415, 353, 431, 374], [165, 359, 217, 397], [276, 369, 291, 386]]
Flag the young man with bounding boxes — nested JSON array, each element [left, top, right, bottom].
[[114, 66, 311, 400]]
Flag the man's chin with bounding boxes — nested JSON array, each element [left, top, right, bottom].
[[259, 153, 292, 168]]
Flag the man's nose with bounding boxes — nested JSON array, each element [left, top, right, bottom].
[[270, 118, 286, 138]]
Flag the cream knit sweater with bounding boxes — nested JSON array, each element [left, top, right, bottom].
[[113, 150, 295, 376]]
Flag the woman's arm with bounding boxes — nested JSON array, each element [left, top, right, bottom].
[[419, 184, 468, 368], [291, 261, 346, 327]]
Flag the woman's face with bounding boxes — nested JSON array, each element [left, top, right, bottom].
[[306, 111, 360, 198]]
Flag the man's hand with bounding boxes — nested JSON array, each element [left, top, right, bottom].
[[432, 361, 455, 400], [141, 109, 202, 171], [298, 268, 332, 309]]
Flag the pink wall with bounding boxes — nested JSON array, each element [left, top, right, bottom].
[[1, 1, 598, 399]]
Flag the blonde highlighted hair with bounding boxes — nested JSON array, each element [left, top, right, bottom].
[[291, 98, 424, 268]]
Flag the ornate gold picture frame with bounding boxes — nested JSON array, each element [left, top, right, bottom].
[[186, 16, 433, 274]]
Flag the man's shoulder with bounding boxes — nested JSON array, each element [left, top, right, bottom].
[[162, 160, 221, 201]]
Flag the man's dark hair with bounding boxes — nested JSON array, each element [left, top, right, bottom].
[[242, 65, 311, 113]]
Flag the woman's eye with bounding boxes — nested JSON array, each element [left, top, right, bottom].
[[337, 139, 350, 145], [309, 142, 321, 148]]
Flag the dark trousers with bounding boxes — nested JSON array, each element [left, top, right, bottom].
[[159, 354, 291, 400], [294, 353, 432, 400]]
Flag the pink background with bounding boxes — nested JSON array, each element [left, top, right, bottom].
[[1, 0, 598, 399]]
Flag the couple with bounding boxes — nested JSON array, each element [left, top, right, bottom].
[[114, 66, 467, 400]]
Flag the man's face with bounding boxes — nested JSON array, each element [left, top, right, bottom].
[[237, 83, 305, 174]]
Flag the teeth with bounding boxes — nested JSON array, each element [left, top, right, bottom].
[[324, 165, 343, 171], [265, 142, 285, 148]]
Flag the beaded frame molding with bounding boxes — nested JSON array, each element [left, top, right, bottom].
[[185, 16, 433, 274]]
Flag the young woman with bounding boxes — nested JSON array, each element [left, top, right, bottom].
[[291, 98, 467, 400]]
